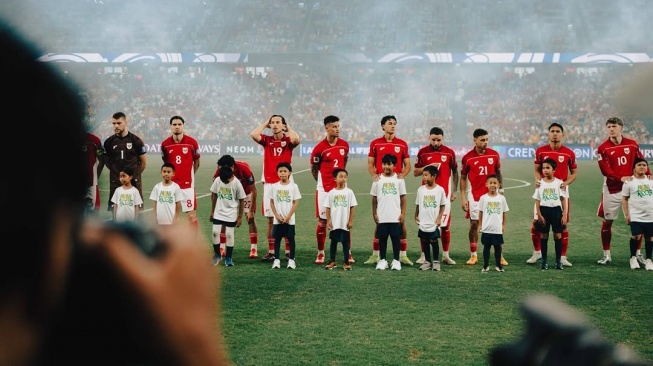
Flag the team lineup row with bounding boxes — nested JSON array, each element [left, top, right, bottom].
[[86, 113, 653, 272]]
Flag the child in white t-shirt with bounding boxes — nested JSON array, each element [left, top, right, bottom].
[[478, 174, 509, 273], [323, 168, 358, 270]]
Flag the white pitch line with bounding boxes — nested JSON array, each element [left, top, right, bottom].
[[503, 177, 531, 190]]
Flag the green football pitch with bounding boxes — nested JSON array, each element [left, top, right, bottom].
[[99, 157, 653, 365]]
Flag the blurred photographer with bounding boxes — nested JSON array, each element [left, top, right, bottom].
[[0, 23, 229, 365], [489, 294, 649, 366]]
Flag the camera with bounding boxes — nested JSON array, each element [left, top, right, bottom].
[[41, 220, 167, 364], [104, 221, 166, 257], [489, 294, 648, 366]]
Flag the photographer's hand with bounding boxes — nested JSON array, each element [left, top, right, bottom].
[[80, 222, 230, 366]]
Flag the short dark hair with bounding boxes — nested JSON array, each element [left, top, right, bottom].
[[429, 127, 444, 136], [217, 154, 236, 168], [423, 165, 439, 177], [380, 115, 397, 126], [120, 166, 135, 177], [324, 115, 339, 126], [542, 158, 557, 170], [381, 153, 397, 165], [548, 122, 564, 132], [161, 162, 175, 171], [633, 157, 648, 169], [277, 162, 292, 172], [112, 111, 126, 120], [169, 115, 185, 124], [473, 128, 488, 138], [606, 117, 623, 126], [332, 168, 348, 178]]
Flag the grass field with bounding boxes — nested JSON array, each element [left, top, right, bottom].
[[99, 157, 653, 365]]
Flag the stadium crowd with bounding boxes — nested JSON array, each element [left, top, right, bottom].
[[9, 0, 653, 146], [69, 63, 653, 146]]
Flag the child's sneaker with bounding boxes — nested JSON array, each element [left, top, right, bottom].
[[342, 263, 352, 271], [224, 258, 234, 267], [375, 259, 389, 270], [324, 261, 337, 270], [481, 266, 489, 273], [212, 254, 221, 266], [431, 261, 441, 271], [391, 259, 402, 271], [287, 259, 296, 269], [272, 259, 281, 269], [645, 258, 653, 271], [555, 262, 564, 270], [262, 252, 275, 262], [541, 262, 548, 270], [418, 263, 431, 271], [314, 253, 325, 265], [495, 266, 505, 272]]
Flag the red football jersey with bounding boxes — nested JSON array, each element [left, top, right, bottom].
[[460, 148, 501, 201], [257, 134, 298, 184], [368, 136, 410, 175], [310, 138, 349, 192], [597, 136, 645, 194], [84, 132, 103, 186], [161, 135, 201, 189], [534, 144, 577, 181], [414, 144, 458, 197]]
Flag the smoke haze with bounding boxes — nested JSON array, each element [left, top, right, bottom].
[[1, 0, 653, 145]]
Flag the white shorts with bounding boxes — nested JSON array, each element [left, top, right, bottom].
[[316, 188, 327, 220], [439, 202, 452, 228], [243, 193, 253, 214], [598, 186, 621, 220], [262, 177, 294, 217], [262, 183, 274, 217], [467, 192, 480, 221], [180, 187, 196, 213]]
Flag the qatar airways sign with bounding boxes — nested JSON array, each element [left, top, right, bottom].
[[144, 142, 221, 155]]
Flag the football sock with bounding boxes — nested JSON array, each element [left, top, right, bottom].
[[561, 229, 569, 256], [601, 221, 611, 251], [316, 221, 326, 251], [531, 224, 541, 251]]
